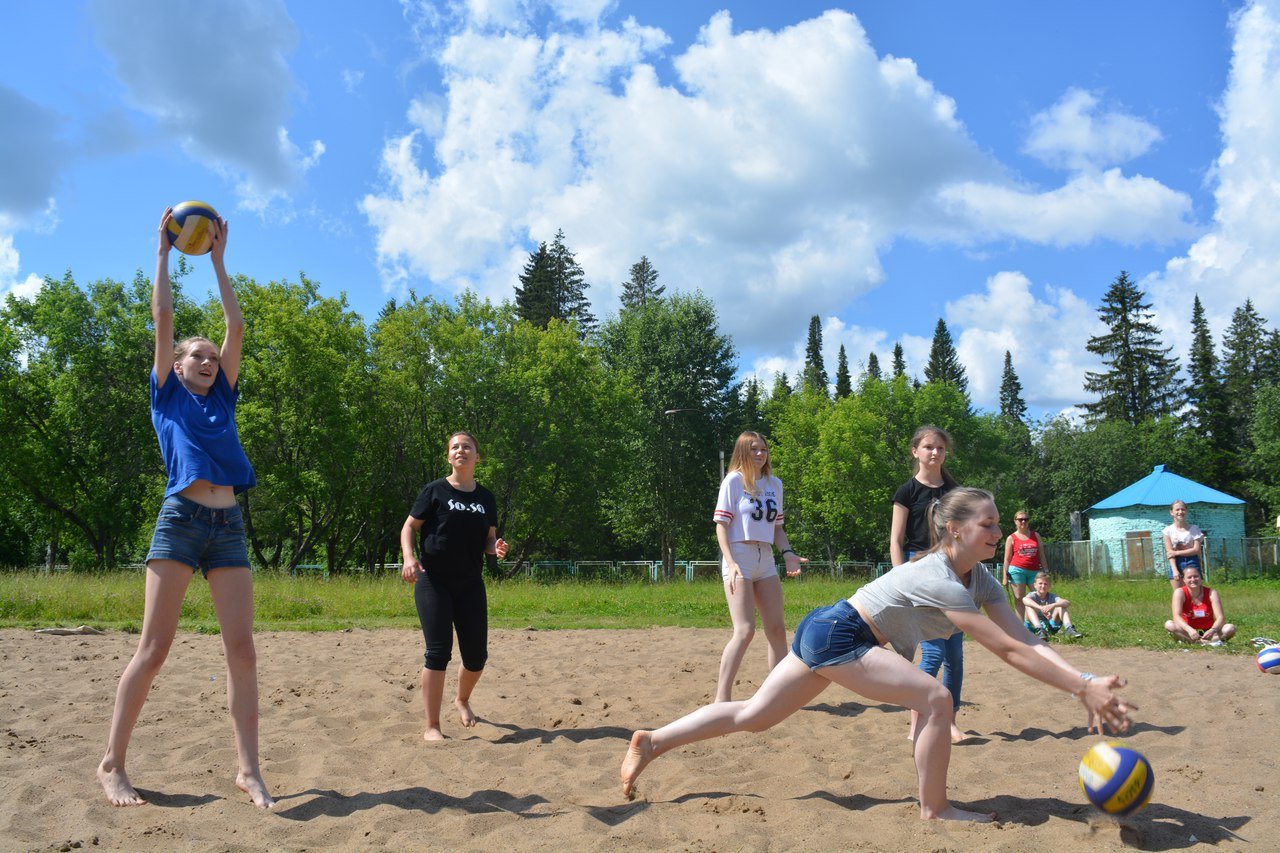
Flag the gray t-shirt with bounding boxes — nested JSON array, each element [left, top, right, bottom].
[[852, 550, 1005, 660]]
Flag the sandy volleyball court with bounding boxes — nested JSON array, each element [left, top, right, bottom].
[[2, 627, 1277, 851]]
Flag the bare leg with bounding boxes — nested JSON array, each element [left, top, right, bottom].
[[623, 655, 827, 798], [820, 648, 995, 822], [753, 575, 789, 673], [715, 575, 758, 702], [1011, 583, 1027, 622], [98, 561, 193, 806], [208, 566, 273, 809], [1164, 620, 1200, 642], [455, 666, 482, 727], [421, 667, 447, 741], [1221, 623, 1237, 640]]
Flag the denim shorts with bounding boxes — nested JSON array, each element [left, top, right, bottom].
[[723, 541, 778, 581], [1171, 555, 1201, 577], [146, 494, 250, 576], [791, 599, 880, 670]]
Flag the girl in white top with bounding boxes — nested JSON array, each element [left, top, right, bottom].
[[712, 432, 806, 702], [622, 487, 1134, 822], [1162, 499, 1204, 590]]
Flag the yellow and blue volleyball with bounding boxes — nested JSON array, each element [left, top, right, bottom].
[[1078, 740, 1153, 816], [1258, 645, 1280, 674], [166, 201, 220, 256]]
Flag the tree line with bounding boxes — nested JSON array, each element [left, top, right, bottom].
[[3, 243, 1279, 572]]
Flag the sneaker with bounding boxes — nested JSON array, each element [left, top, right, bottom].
[[1064, 626, 1083, 639], [1036, 626, 1049, 640], [1206, 639, 1224, 647]]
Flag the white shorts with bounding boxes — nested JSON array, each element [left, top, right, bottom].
[[723, 541, 778, 582]]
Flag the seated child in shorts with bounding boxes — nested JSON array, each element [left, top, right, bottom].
[[1022, 572, 1082, 639]]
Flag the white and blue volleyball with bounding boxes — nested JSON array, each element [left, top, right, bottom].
[[1078, 740, 1154, 816], [166, 201, 220, 256], [1258, 645, 1280, 674]]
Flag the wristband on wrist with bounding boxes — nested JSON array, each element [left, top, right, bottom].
[[781, 549, 795, 556]]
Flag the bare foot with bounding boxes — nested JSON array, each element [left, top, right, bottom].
[[950, 723, 968, 743], [98, 762, 145, 806], [235, 771, 275, 810], [455, 697, 477, 728], [423, 726, 446, 742], [923, 804, 997, 823], [620, 730, 654, 799]]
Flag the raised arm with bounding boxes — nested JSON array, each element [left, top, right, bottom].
[[152, 209, 175, 387], [209, 218, 244, 388]]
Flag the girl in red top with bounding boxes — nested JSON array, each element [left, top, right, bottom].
[[1164, 565, 1235, 645], [1001, 509, 1049, 627]]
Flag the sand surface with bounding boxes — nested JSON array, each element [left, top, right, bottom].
[[2, 626, 1277, 851]]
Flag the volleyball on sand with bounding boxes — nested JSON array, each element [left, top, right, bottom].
[[166, 201, 220, 255], [1258, 645, 1280, 673], [1078, 740, 1154, 816]]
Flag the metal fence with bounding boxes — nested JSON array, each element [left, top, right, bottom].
[[1042, 537, 1280, 583]]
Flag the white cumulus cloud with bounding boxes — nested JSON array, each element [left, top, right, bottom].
[[1024, 88, 1163, 171], [88, 0, 322, 213]]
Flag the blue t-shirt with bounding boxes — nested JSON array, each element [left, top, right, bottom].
[[151, 368, 255, 497]]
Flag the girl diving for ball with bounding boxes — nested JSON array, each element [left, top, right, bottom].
[[621, 488, 1135, 822]]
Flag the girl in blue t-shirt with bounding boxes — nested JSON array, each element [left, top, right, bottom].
[[97, 208, 273, 810], [712, 431, 806, 702]]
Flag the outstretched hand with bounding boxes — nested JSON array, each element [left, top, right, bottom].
[[157, 208, 173, 256], [210, 217, 229, 266], [783, 552, 807, 577], [1080, 675, 1136, 735]]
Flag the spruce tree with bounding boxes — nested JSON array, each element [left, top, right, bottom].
[[547, 229, 595, 335], [834, 345, 852, 398], [514, 242, 556, 327], [999, 350, 1027, 423], [924, 318, 969, 397], [1221, 299, 1268, 445], [891, 343, 906, 378], [802, 315, 828, 395], [772, 371, 792, 399], [620, 255, 664, 310], [865, 351, 881, 382], [1080, 271, 1181, 424], [1187, 295, 1231, 488]]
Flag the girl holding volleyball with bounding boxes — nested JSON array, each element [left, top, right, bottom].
[[890, 426, 964, 742], [98, 208, 273, 808], [712, 431, 805, 702], [620, 487, 1134, 822], [400, 431, 508, 740]]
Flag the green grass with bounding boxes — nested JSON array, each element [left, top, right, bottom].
[[2, 571, 1278, 652]]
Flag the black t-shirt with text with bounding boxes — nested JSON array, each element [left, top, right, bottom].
[[892, 478, 955, 555], [409, 478, 497, 578]]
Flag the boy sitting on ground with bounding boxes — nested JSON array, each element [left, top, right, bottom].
[[1022, 572, 1083, 639]]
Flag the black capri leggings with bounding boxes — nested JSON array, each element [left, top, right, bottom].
[[414, 569, 488, 672]]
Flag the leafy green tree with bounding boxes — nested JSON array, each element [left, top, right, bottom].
[[999, 350, 1027, 423], [0, 272, 177, 567], [924, 318, 968, 398], [599, 294, 736, 576], [802, 314, 827, 395], [620, 256, 664, 310], [1246, 383, 1280, 530], [1081, 271, 1181, 424]]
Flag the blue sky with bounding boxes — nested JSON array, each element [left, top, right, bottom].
[[3, 0, 1278, 416]]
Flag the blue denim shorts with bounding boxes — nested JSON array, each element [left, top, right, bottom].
[[146, 494, 250, 576], [791, 599, 880, 670]]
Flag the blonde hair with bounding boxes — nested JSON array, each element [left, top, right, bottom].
[[727, 431, 773, 496], [922, 486, 995, 556]]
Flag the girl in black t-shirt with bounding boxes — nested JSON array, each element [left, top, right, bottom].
[[890, 425, 965, 743], [400, 431, 508, 741]]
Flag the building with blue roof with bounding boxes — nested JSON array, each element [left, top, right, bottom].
[[1085, 465, 1245, 578]]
